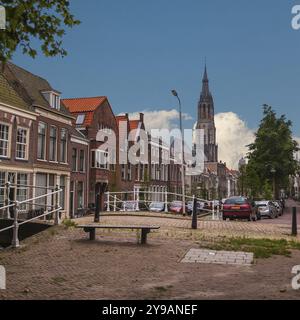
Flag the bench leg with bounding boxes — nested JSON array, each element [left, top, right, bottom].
[[89, 229, 96, 241], [141, 228, 150, 244]]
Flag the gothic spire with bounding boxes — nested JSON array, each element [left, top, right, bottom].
[[201, 63, 210, 98]]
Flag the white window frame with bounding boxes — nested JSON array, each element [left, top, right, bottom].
[[79, 149, 85, 173], [91, 149, 109, 170], [15, 126, 29, 160], [0, 122, 12, 159], [60, 129, 68, 164], [49, 126, 58, 162], [37, 122, 47, 160]]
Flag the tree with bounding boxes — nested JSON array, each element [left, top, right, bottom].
[[246, 105, 299, 198], [0, 0, 80, 63]]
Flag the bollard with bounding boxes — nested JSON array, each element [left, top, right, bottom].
[[192, 196, 198, 230], [94, 193, 100, 223], [165, 190, 168, 213], [292, 207, 298, 236], [106, 191, 110, 212], [11, 201, 20, 248], [113, 195, 117, 212]]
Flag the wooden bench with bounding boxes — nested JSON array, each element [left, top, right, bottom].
[[76, 224, 160, 244]]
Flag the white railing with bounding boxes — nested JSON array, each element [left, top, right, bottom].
[[104, 190, 223, 220], [0, 185, 63, 248]]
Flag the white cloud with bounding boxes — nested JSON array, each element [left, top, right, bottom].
[[128, 109, 255, 170], [215, 112, 255, 170], [128, 109, 193, 131]]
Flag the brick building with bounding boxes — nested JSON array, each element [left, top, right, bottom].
[[63, 97, 119, 208], [0, 62, 89, 218]]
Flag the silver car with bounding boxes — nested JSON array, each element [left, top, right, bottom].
[[255, 201, 278, 219], [273, 201, 283, 216], [149, 202, 165, 212]]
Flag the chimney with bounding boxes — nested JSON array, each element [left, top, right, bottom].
[[139, 113, 144, 123]]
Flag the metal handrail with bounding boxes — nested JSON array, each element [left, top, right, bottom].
[[18, 207, 62, 226], [18, 189, 62, 205], [0, 186, 63, 248]]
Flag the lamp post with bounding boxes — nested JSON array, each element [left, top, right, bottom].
[[270, 168, 276, 200], [171, 89, 186, 215]]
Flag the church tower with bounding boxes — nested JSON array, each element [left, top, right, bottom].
[[196, 64, 218, 163]]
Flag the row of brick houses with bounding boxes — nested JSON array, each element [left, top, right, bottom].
[[0, 62, 183, 218]]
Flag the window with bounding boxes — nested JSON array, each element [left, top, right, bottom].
[[17, 174, 28, 210], [60, 129, 67, 163], [121, 164, 126, 180], [79, 150, 85, 172], [42, 91, 60, 110], [72, 148, 77, 171], [35, 173, 47, 209], [53, 94, 60, 110], [140, 164, 144, 182], [60, 176, 65, 210], [49, 126, 57, 161], [0, 172, 5, 208], [77, 182, 84, 209], [91, 150, 108, 169], [37, 122, 47, 160], [127, 164, 132, 180], [16, 128, 28, 160], [0, 124, 10, 158], [76, 114, 85, 125]]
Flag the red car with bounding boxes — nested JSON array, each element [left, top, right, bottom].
[[169, 201, 188, 214], [222, 196, 259, 221]]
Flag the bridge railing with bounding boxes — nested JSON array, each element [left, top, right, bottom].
[[0, 185, 63, 248], [103, 190, 223, 220]]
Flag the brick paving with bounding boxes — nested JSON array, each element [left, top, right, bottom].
[[76, 213, 299, 240], [182, 248, 254, 266], [0, 200, 299, 299]]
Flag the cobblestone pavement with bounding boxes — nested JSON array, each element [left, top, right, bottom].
[[182, 249, 254, 266], [0, 200, 299, 300], [76, 212, 299, 241]]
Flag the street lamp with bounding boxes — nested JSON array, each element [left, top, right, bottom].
[[171, 89, 186, 215], [270, 168, 276, 200]]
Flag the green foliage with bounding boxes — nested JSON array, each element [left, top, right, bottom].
[[240, 106, 299, 198], [262, 180, 273, 200], [62, 219, 77, 229], [201, 237, 300, 259], [0, 0, 80, 62]]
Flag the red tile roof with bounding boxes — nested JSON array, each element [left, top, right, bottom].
[[129, 120, 140, 131], [62, 96, 107, 126], [62, 96, 107, 113]]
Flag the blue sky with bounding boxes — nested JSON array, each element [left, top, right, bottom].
[[12, 0, 300, 136]]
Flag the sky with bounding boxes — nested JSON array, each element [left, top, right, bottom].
[[11, 0, 300, 168]]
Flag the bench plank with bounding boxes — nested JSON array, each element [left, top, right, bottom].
[[76, 224, 160, 244], [77, 225, 160, 229]]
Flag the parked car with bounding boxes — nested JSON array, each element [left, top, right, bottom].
[[223, 196, 259, 221], [186, 201, 205, 215], [255, 201, 278, 219], [121, 200, 138, 212], [149, 202, 165, 213], [272, 201, 283, 216], [169, 201, 188, 214]]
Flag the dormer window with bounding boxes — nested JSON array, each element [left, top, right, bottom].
[[42, 91, 61, 110]]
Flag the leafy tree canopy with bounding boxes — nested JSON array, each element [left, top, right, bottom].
[[0, 0, 80, 62], [241, 105, 299, 198]]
